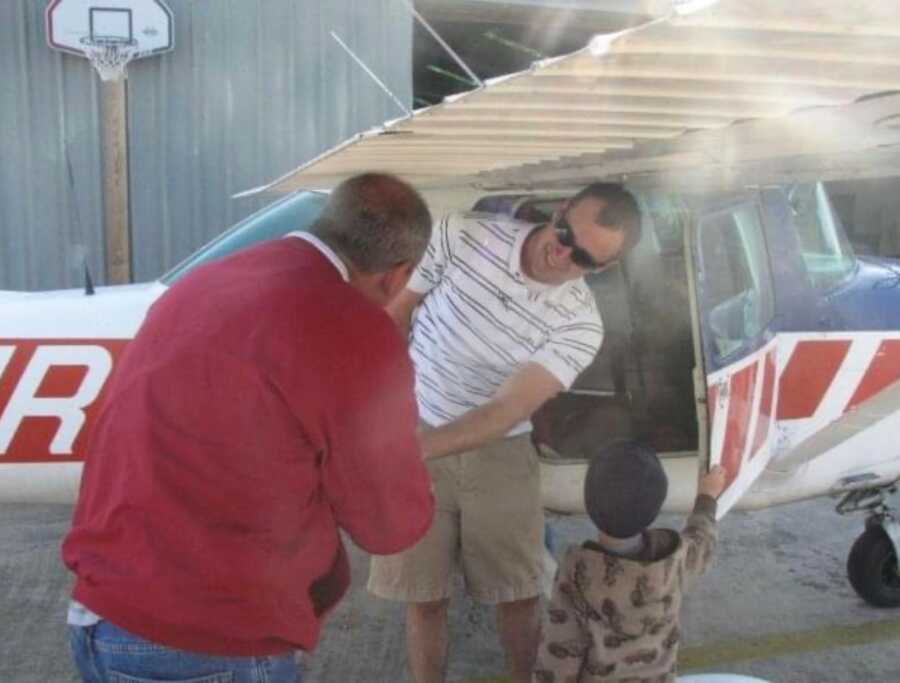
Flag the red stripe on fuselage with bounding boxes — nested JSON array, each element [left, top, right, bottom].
[[844, 339, 900, 411], [720, 362, 758, 487], [776, 340, 851, 420], [750, 350, 776, 460]]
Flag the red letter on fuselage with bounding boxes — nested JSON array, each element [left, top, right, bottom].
[[0, 341, 126, 462]]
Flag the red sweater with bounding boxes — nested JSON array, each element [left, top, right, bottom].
[[63, 238, 434, 656]]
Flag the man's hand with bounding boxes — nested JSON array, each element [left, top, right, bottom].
[[698, 465, 727, 499]]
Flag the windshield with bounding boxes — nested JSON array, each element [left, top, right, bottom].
[[160, 191, 329, 285], [788, 182, 857, 291]]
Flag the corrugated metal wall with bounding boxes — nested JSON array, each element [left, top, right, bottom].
[[0, 0, 413, 290]]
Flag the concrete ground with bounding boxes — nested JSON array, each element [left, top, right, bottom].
[[2, 497, 899, 683]]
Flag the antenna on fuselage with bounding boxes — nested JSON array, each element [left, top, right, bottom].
[[64, 145, 95, 296], [83, 262, 95, 296]]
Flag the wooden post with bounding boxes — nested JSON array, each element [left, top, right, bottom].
[[100, 78, 131, 284]]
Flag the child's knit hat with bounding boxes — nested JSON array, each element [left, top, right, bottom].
[[584, 440, 668, 539]]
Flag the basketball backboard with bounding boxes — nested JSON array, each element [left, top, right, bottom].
[[46, 0, 173, 81], [46, 0, 173, 59]]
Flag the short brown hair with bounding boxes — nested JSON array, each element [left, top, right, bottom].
[[571, 182, 641, 250], [311, 173, 432, 273]]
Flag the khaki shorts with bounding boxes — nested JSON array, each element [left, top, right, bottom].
[[367, 432, 544, 605]]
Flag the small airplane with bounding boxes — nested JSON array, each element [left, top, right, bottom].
[[2, 0, 900, 615], [2, 178, 900, 610]]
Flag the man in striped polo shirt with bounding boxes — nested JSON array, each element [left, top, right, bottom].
[[368, 183, 641, 683]]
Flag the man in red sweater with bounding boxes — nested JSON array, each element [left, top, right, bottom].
[[63, 173, 435, 683]]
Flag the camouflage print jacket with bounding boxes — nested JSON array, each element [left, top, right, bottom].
[[533, 495, 718, 683]]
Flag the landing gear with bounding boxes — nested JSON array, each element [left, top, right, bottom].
[[836, 483, 900, 608], [847, 525, 900, 607]]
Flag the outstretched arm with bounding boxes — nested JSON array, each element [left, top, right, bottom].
[[680, 465, 726, 590], [321, 315, 433, 555], [421, 361, 563, 460]]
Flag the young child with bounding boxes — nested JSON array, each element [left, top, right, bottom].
[[533, 441, 727, 683]]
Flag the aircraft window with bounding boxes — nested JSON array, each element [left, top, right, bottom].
[[698, 204, 774, 359], [788, 182, 856, 290], [640, 193, 690, 254]]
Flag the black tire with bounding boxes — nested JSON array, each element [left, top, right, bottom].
[[847, 526, 900, 608]]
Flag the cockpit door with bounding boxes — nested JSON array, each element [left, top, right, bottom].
[[688, 198, 780, 515]]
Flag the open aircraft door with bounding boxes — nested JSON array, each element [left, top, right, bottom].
[[688, 197, 780, 516]]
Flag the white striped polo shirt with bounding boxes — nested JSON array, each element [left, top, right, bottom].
[[407, 211, 604, 435]]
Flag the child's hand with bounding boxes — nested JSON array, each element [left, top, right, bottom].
[[698, 465, 727, 499]]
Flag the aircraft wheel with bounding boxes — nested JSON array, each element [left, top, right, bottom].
[[846, 526, 900, 608]]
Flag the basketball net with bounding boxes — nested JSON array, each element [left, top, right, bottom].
[[80, 36, 139, 81]]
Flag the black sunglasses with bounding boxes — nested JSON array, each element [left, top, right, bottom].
[[553, 214, 615, 272]]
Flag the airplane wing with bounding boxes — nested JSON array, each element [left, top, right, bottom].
[[250, 0, 900, 195]]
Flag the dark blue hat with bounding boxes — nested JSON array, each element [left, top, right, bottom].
[[584, 440, 667, 538]]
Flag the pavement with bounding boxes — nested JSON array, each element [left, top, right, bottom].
[[2, 496, 899, 683]]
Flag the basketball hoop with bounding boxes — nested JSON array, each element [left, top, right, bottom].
[[79, 35, 139, 81], [46, 1, 173, 79]]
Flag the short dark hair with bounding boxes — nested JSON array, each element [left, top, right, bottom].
[[583, 440, 667, 538], [310, 173, 432, 273], [571, 182, 642, 250]]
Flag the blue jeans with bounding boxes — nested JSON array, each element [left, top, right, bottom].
[[69, 620, 302, 683]]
